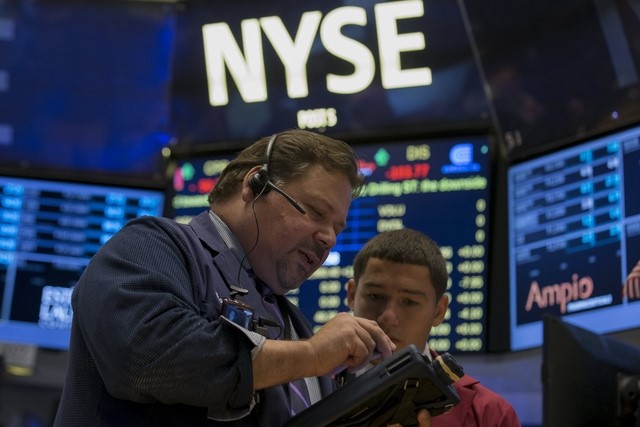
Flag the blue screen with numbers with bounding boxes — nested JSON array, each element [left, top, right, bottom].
[[507, 122, 640, 351], [0, 176, 165, 349]]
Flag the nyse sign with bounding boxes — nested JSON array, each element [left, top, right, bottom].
[[202, 0, 431, 107]]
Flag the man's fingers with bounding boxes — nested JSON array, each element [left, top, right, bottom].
[[354, 317, 396, 358]]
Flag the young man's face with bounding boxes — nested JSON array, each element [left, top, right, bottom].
[[347, 257, 448, 351]]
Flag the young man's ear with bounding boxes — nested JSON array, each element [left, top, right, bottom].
[[433, 294, 450, 326], [346, 278, 357, 310]]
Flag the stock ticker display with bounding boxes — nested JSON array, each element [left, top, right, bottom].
[[507, 123, 640, 351], [169, 135, 492, 353], [0, 177, 165, 349]]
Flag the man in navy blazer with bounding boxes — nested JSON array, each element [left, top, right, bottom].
[[54, 130, 396, 426]]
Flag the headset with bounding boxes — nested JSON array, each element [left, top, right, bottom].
[[248, 133, 306, 214]]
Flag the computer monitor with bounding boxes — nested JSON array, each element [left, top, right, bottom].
[[0, 175, 166, 350], [0, 0, 174, 181], [461, 0, 640, 159], [166, 133, 494, 353], [542, 315, 640, 426], [507, 122, 640, 351]]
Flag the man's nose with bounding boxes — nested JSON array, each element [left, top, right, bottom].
[[314, 226, 336, 250], [378, 301, 400, 326]]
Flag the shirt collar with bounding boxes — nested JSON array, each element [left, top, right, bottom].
[[208, 210, 250, 271], [423, 342, 433, 361]]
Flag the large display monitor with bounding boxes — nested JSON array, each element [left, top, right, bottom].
[[0, 176, 165, 350], [461, 0, 640, 158], [170, 0, 491, 143], [507, 123, 640, 351], [0, 0, 174, 181], [167, 133, 493, 353], [542, 315, 640, 426]]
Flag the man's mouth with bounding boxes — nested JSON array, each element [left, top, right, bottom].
[[299, 250, 314, 265], [300, 247, 323, 266]]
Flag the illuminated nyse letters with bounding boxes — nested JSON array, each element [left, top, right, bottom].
[[374, 1, 431, 89], [202, 20, 266, 105], [202, 0, 431, 107], [262, 13, 320, 99], [321, 7, 374, 94]]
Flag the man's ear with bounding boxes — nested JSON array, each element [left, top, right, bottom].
[[346, 278, 357, 310], [241, 166, 263, 202], [433, 294, 450, 326]]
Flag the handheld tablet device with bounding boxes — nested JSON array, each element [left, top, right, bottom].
[[285, 344, 463, 427]]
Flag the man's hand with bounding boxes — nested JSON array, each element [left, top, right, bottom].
[[307, 312, 395, 376], [416, 409, 432, 426], [252, 312, 394, 390], [386, 409, 432, 427]]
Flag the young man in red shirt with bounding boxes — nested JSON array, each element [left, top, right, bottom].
[[347, 228, 521, 427]]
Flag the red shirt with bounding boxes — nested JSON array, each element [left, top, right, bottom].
[[432, 372, 521, 427]]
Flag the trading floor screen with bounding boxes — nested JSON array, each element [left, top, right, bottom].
[[169, 134, 493, 353]]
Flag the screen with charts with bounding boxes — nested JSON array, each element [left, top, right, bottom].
[[507, 123, 640, 351], [0, 176, 165, 350], [167, 134, 493, 353]]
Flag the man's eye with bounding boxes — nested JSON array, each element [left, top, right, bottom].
[[367, 293, 384, 301]]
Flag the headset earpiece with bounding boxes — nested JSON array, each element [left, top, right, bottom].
[[249, 165, 270, 195], [246, 133, 306, 214], [249, 134, 278, 195]]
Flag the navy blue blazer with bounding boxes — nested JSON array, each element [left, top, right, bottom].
[[54, 211, 335, 426]]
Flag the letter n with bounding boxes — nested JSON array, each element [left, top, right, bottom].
[[202, 20, 268, 106]]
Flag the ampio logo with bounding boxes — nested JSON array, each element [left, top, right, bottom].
[[525, 273, 594, 314]]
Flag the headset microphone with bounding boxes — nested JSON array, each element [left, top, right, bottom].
[[263, 181, 306, 214], [248, 133, 307, 215]]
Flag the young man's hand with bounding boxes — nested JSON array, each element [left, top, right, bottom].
[[386, 409, 432, 427]]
